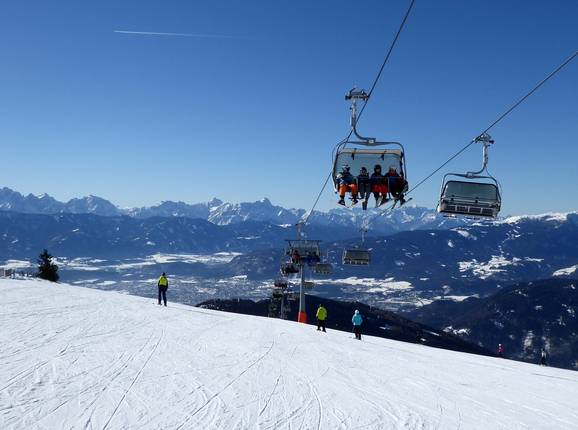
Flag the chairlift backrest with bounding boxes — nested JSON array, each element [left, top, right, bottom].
[[313, 263, 332, 275], [438, 178, 501, 218], [342, 249, 371, 266], [442, 180, 499, 202], [284, 240, 321, 259]]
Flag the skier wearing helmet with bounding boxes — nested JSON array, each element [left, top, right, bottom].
[[352, 309, 363, 340], [157, 272, 168, 306], [385, 164, 407, 205], [497, 343, 504, 358], [357, 166, 371, 210], [370, 164, 388, 207], [337, 165, 358, 206]]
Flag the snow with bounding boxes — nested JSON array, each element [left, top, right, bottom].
[[458, 255, 544, 280], [0, 260, 34, 270], [553, 265, 578, 277], [322, 277, 413, 292], [498, 212, 575, 225], [453, 229, 477, 240], [435, 295, 477, 302], [1, 279, 578, 430]]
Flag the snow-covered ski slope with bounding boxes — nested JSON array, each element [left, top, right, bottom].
[[1, 279, 577, 430]]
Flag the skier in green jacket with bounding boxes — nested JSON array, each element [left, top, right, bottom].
[[316, 304, 327, 332], [157, 273, 168, 306]]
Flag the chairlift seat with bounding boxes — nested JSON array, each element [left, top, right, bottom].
[[342, 249, 371, 266], [303, 281, 315, 290], [313, 263, 332, 275], [438, 180, 501, 219], [284, 240, 321, 259], [280, 263, 299, 275], [274, 279, 288, 289]]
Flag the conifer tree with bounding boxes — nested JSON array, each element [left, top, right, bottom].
[[37, 249, 59, 282]]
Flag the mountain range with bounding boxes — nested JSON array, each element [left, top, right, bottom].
[[0, 187, 464, 234], [406, 278, 578, 370]]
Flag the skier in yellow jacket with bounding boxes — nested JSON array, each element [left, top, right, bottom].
[[316, 304, 327, 332], [157, 272, 168, 306]]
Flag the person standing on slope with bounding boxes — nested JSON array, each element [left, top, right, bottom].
[[157, 272, 168, 306], [316, 304, 327, 332], [352, 309, 363, 340], [540, 348, 547, 366], [497, 343, 504, 358]]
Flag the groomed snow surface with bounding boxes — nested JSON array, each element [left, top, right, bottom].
[[1, 280, 577, 430]]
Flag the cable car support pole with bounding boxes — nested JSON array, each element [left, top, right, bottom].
[[294, 220, 308, 323], [297, 259, 307, 323]]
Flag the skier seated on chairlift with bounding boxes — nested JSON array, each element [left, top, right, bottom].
[[385, 165, 407, 205], [357, 167, 371, 210], [337, 165, 358, 206], [370, 164, 388, 207], [306, 251, 320, 266], [291, 249, 301, 264]]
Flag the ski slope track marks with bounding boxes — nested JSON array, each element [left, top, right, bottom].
[[0, 279, 577, 429]]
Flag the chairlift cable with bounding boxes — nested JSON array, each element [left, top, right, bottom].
[[405, 50, 578, 198], [301, 0, 417, 226], [362, 50, 578, 229]]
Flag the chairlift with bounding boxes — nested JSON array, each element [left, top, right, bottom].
[[313, 263, 332, 275], [284, 239, 322, 262], [272, 289, 284, 299], [342, 249, 371, 266], [303, 281, 315, 290], [437, 133, 501, 219], [332, 88, 408, 200], [342, 228, 371, 266], [274, 278, 288, 289], [280, 263, 299, 276]]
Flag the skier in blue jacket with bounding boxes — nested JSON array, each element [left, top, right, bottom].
[[352, 309, 363, 340]]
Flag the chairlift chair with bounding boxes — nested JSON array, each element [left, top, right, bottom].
[[342, 248, 371, 266], [437, 133, 501, 219], [342, 227, 371, 266], [274, 278, 288, 289], [284, 239, 322, 261], [280, 263, 299, 276], [332, 88, 408, 197], [303, 281, 315, 290], [313, 263, 332, 275], [438, 177, 501, 218], [272, 289, 284, 299]]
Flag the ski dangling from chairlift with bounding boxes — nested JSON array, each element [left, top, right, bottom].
[[437, 133, 502, 219], [333, 88, 409, 210]]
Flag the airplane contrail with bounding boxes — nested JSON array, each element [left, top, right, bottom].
[[113, 30, 234, 39]]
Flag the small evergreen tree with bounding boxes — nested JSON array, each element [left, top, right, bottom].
[[37, 249, 59, 282]]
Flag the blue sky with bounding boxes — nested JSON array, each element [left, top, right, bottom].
[[1, 0, 576, 215]]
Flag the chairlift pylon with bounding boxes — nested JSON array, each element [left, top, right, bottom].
[[437, 133, 502, 219]]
